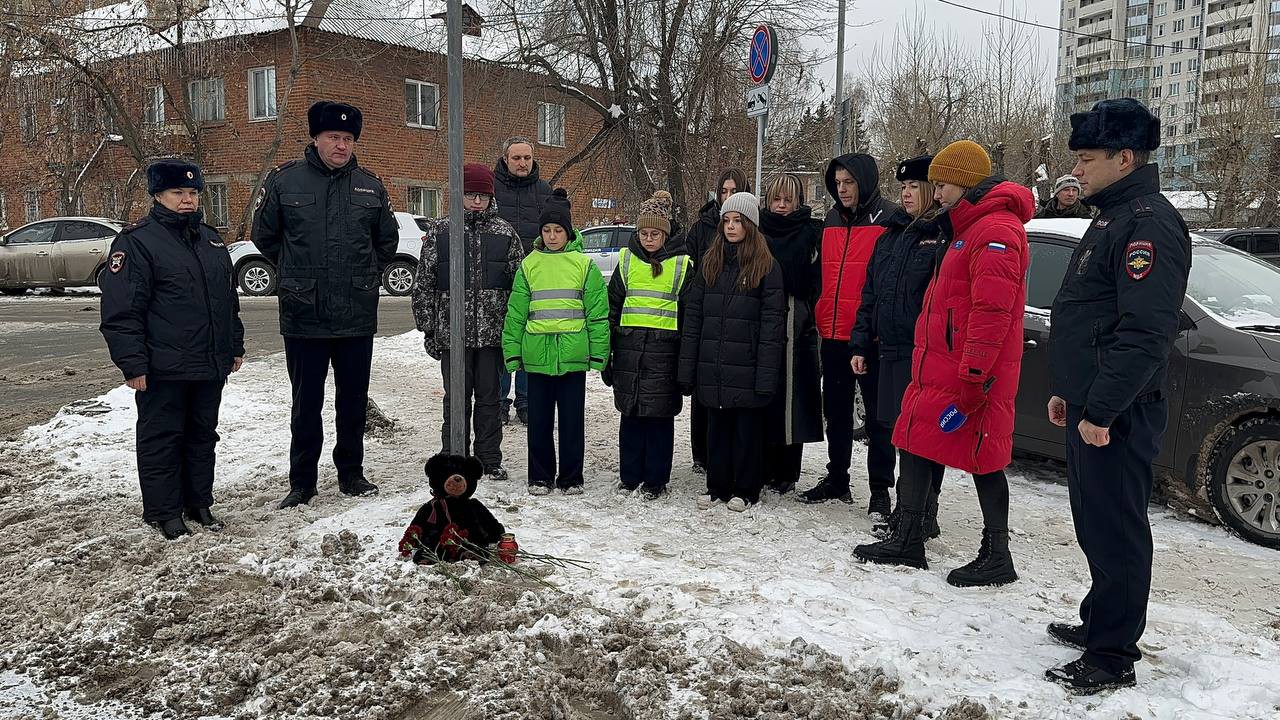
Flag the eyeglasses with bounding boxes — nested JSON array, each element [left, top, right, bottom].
[[463, 193, 489, 202]]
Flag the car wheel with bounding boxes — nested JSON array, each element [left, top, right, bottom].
[[237, 259, 277, 296], [0, 288, 28, 296], [852, 380, 868, 441], [381, 260, 415, 296], [1206, 417, 1280, 550]]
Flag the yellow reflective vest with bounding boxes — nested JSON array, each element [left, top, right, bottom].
[[618, 248, 692, 330]]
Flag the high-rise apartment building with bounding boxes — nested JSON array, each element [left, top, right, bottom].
[[1056, 0, 1275, 189]]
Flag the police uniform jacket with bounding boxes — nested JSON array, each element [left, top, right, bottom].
[[99, 204, 245, 381], [1048, 163, 1191, 427], [252, 144, 399, 338]]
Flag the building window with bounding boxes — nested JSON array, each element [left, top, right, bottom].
[[1155, 2, 1167, 17], [404, 80, 439, 129], [537, 102, 565, 147], [58, 190, 83, 216], [206, 183, 229, 227], [1184, 122, 1195, 135], [24, 190, 39, 223], [1172, 62, 1182, 75], [1153, 105, 1162, 119], [1173, 19, 1184, 32], [1169, 82, 1179, 96], [1167, 124, 1177, 138], [1172, 39, 1183, 53], [1192, 15, 1200, 28], [100, 186, 118, 220], [188, 78, 225, 123], [248, 67, 277, 121], [1190, 36, 1199, 49], [143, 86, 165, 126], [19, 95, 36, 141], [1154, 43, 1165, 57], [1174, 0, 1184, 9], [1153, 65, 1164, 78], [1186, 79, 1196, 94], [1153, 85, 1163, 98], [408, 186, 441, 217], [0, 191, 6, 228], [1189, 58, 1200, 71], [1156, 23, 1165, 36]]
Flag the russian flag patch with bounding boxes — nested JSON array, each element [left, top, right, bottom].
[[987, 242, 1007, 253]]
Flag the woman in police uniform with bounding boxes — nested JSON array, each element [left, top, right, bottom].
[[99, 159, 245, 540]]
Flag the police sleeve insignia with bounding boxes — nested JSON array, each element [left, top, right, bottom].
[[109, 251, 126, 274], [253, 185, 266, 212], [1125, 240, 1154, 281]]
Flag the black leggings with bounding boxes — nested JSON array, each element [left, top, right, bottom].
[[899, 451, 1008, 531]]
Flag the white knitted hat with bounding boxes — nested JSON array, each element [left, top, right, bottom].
[[720, 191, 760, 227]]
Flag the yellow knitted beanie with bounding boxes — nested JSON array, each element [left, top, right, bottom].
[[928, 140, 992, 188]]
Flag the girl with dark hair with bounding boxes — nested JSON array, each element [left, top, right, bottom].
[[678, 192, 786, 512]]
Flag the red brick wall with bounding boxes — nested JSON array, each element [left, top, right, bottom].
[[0, 28, 626, 239]]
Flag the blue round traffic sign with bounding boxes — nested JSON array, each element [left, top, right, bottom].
[[749, 24, 777, 85]]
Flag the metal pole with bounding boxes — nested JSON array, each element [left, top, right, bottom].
[[445, 0, 467, 453], [755, 114, 765, 193], [832, 0, 846, 159]]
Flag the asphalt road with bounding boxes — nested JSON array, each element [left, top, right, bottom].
[[0, 294, 417, 438]]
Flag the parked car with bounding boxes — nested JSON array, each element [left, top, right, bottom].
[[0, 217, 125, 294], [1198, 227, 1280, 267], [580, 224, 632, 279], [229, 211, 429, 296], [1019, 218, 1280, 549]]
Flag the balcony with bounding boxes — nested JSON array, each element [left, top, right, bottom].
[[1204, 53, 1249, 72], [1079, 1, 1113, 20], [1204, 29, 1252, 50], [1207, 2, 1258, 29]]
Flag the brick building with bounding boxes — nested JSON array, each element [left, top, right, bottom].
[[0, 0, 627, 239]]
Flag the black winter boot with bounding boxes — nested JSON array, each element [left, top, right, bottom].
[[277, 487, 317, 510], [872, 506, 900, 538], [853, 510, 928, 569], [924, 490, 941, 540], [149, 517, 192, 540], [867, 488, 892, 518], [799, 477, 853, 504], [946, 528, 1018, 587], [1047, 622, 1086, 651], [185, 507, 225, 531], [338, 475, 379, 497]]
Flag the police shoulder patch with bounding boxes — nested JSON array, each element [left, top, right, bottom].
[[109, 251, 126, 274], [1125, 240, 1154, 280], [1093, 217, 1110, 229]]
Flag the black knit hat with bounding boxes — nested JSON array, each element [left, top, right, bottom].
[[147, 159, 204, 195], [1069, 98, 1160, 152], [539, 188, 574, 239], [308, 101, 363, 141], [895, 154, 934, 183]]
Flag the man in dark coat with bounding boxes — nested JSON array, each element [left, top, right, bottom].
[[684, 167, 751, 475], [1035, 174, 1096, 219], [100, 159, 244, 539], [1044, 99, 1192, 694], [493, 136, 553, 425], [252, 101, 399, 509], [802, 153, 899, 517]]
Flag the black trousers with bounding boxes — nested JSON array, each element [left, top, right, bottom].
[[135, 378, 225, 523], [764, 442, 804, 487], [619, 415, 675, 491], [440, 348, 504, 470], [527, 372, 586, 488], [706, 406, 768, 503], [1066, 400, 1166, 674], [690, 397, 709, 466], [821, 339, 894, 492], [284, 336, 373, 490], [898, 451, 1007, 530]]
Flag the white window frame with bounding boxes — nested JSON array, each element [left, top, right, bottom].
[[408, 186, 441, 217], [537, 102, 565, 147], [188, 78, 226, 123], [144, 85, 165, 127], [20, 92, 37, 141], [404, 79, 439, 129], [248, 66, 277, 122], [205, 182, 230, 228], [24, 189, 39, 223], [100, 185, 118, 220]]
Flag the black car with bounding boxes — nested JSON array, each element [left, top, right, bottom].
[[1196, 227, 1280, 267], [1020, 218, 1280, 549]]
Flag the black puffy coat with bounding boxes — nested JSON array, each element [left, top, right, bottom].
[[848, 208, 946, 361], [493, 158, 553, 252], [678, 244, 786, 409], [99, 204, 245, 381], [685, 200, 720, 263], [759, 206, 824, 444], [251, 145, 399, 338], [604, 232, 694, 417]]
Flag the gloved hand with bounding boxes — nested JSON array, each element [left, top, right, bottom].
[[600, 364, 613, 387], [956, 379, 988, 416]]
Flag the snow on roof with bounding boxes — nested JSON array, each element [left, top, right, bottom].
[[1163, 190, 1261, 211], [43, 0, 521, 65]]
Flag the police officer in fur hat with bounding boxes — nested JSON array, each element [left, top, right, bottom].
[[99, 159, 245, 539], [252, 101, 399, 509], [1043, 98, 1191, 694]]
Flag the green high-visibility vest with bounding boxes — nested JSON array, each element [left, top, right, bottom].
[[523, 250, 592, 334], [618, 248, 691, 330]]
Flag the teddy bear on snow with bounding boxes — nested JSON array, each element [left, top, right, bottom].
[[398, 453, 505, 564]]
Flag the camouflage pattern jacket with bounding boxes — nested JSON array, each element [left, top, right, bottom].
[[412, 202, 524, 356]]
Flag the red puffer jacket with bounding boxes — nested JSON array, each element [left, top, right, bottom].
[[892, 179, 1034, 474]]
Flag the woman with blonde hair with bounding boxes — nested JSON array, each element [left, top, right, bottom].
[[758, 173, 823, 494], [848, 154, 948, 537]]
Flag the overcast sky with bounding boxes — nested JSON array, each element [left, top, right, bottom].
[[803, 0, 1060, 99]]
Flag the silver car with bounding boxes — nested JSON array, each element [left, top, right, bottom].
[[0, 217, 125, 294]]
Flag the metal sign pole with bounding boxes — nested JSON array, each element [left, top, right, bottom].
[[833, 0, 846, 159], [445, 0, 467, 453], [755, 114, 764, 194]]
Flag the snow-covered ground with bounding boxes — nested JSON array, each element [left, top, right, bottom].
[[1, 331, 1277, 719]]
